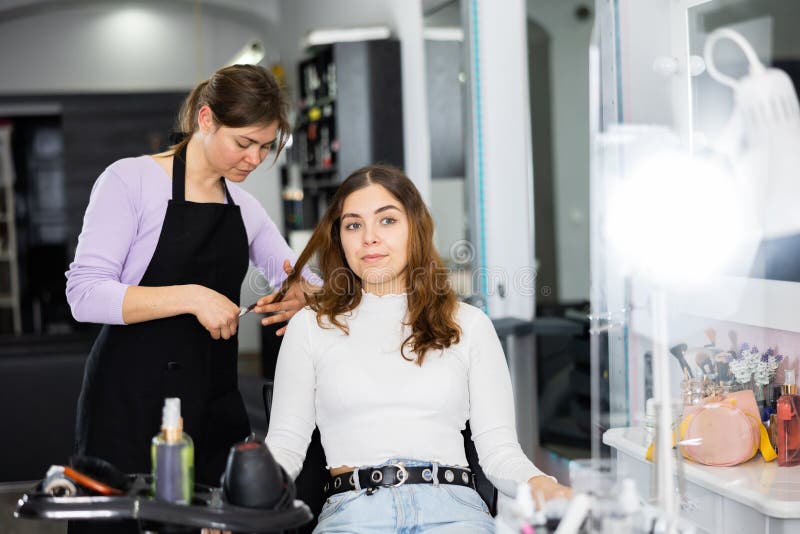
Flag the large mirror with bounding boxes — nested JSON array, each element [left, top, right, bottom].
[[688, 0, 800, 284]]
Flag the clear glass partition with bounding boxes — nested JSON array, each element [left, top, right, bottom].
[[591, 0, 800, 528]]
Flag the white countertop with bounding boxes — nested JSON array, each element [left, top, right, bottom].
[[604, 426, 800, 518]]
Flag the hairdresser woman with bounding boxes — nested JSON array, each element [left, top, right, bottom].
[[65, 65, 313, 532]]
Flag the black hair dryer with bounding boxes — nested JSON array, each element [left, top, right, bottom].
[[221, 441, 295, 510]]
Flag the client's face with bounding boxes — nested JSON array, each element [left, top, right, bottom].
[[339, 184, 409, 296]]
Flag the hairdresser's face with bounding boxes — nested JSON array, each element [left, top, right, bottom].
[[198, 105, 278, 182], [340, 184, 409, 296]]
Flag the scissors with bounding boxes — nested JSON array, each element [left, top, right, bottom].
[[238, 303, 257, 318], [239, 303, 283, 318]]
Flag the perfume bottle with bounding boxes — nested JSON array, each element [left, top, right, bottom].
[[777, 369, 800, 467], [151, 397, 194, 503]]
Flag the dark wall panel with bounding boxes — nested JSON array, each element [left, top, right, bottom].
[[60, 93, 186, 253], [425, 40, 464, 178]]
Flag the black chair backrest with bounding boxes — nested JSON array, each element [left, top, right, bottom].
[[262, 381, 498, 531], [462, 422, 499, 515]]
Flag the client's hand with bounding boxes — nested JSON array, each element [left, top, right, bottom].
[[527, 474, 573, 506]]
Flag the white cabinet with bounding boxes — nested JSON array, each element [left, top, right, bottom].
[[605, 427, 800, 534]]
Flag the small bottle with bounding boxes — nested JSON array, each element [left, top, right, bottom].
[[494, 482, 534, 533], [151, 398, 194, 503], [777, 369, 800, 467], [282, 159, 304, 231], [514, 481, 536, 533], [601, 478, 642, 534]]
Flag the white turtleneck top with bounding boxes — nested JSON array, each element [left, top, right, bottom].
[[265, 292, 548, 496]]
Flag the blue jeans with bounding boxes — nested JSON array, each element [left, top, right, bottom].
[[313, 459, 495, 534]]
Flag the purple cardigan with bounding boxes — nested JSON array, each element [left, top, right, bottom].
[[66, 156, 309, 325]]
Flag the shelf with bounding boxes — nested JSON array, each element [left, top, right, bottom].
[[299, 96, 336, 112], [0, 294, 17, 306], [285, 39, 402, 238], [604, 426, 800, 520], [295, 115, 335, 129]]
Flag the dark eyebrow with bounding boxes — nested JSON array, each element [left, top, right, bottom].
[[240, 135, 277, 146], [342, 205, 401, 220], [375, 205, 401, 214]]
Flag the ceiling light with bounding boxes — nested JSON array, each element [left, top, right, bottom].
[[303, 26, 391, 48], [227, 39, 265, 66]]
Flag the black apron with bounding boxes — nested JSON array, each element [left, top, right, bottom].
[[72, 146, 250, 524]]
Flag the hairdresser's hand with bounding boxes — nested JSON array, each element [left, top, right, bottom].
[[188, 285, 240, 340], [528, 475, 573, 506], [255, 260, 319, 336]]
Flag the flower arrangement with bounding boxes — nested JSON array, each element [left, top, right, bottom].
[[729, 343, 784, 387]]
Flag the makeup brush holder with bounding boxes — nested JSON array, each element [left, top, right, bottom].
[[681, 377, 707, 406]]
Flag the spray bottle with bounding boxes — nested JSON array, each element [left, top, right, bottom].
[[151, 397, 194, 503]]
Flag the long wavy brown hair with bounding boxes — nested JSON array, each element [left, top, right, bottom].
[[279, 164, 461, 365]]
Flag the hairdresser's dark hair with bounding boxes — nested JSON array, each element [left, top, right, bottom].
[[280, 164, 461, 365], [171, 64, 290, 161]]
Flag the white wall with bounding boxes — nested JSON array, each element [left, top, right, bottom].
[[0, 0, 284, 354], [270, 0, 432, 202], [527, 0, 592, 302], [0, 1, 278, 93]]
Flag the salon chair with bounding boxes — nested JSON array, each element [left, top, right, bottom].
[[262, 381, 498, 532]]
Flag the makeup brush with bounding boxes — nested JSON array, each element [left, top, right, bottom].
[[704, 328, 717, 347], [670, 343, 694, 378], [715, 351, 733, 384], [695, 351, 714, 376], [728, 330, 739, 353], [685, 340, 727, 375]]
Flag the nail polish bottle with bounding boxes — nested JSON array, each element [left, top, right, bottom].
[[777, 369, 800, 467]]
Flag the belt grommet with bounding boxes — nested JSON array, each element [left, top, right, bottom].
[[334, 477, 342, 489], [349, 474, 355, 486], [371, 470, 383, 483], [422, 468, 432, 482], [462, 472, 469, 484], [444, 469, 454, 483]]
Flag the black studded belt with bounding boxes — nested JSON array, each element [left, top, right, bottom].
[[325, 463, 474, 497]]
